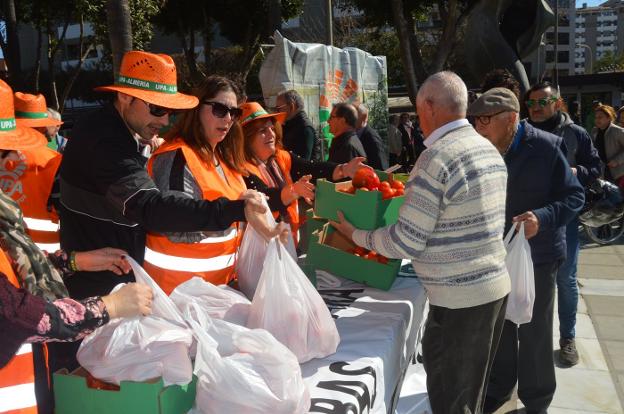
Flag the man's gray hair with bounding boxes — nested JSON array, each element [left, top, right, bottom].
[[356, 103, 368, 116], [417, 71, 468, 116], [47, 107, 62, 121], [277, 89, 304, 110]]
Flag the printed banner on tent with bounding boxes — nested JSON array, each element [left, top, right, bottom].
[[258, 31, 389, 157]]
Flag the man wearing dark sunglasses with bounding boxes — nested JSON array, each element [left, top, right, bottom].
[[525, 81, 602, 368], [52, 51, 271, 375]]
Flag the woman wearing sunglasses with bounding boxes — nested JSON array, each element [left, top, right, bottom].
[[143, 77, 284, 294], [239, 101, 368, 245], [592, 104, 624, 189]]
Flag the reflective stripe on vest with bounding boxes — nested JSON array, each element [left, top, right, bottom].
[[144, 246, 236, 273], [22, 217, 59, 232], [0, 253, 37, 414], [144, 140, 246, 291], [23, 217, 61, 252]]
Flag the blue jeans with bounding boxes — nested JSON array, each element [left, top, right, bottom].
[[556, 216, 580, 339]]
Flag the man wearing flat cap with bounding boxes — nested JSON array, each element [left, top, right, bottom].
[[469, 87, 584, 414]]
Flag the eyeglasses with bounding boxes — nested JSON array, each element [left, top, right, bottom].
[[203, 101, 243, 120], [475, 111, 505, 125], [134, 98, 175, 117], [526, 96, 558, 109]]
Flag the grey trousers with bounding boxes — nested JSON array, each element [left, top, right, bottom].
[[422, 295, 508, 414]]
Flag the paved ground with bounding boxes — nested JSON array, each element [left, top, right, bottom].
[[495, 232, 624, 414]]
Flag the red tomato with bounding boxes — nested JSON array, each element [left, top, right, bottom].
[[369, 186, 378, 192], [380, 181, 391, 191], [382, 188, 396, 200], [358, 187, 369, 192], [354, 246, 367, 256], [352, 169, 380, 189], [391, 180, 405, 190], [377, 256, 389, 265], [394, 188, 404, 197]]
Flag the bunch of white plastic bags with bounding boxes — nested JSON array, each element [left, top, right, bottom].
[[78, 223, 340, 413], [77, 257, 193, 386], [503, 221, 536, 325]]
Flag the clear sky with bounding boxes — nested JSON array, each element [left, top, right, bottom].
[[576, 0, 607, 6]]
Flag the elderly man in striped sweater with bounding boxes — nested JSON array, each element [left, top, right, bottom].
[[332, 71, 511, 414]]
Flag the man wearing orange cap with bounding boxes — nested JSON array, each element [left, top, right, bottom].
[[52, 51, 273, 371]]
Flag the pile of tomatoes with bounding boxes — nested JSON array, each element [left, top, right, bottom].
[[345, 246, 389, 264], [339, 169, 405, 199]]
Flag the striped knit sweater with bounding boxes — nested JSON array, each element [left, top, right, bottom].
[[353, 124, 510, 309]]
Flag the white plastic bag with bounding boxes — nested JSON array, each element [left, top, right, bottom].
[[237, 198, 297, 300], [247, 239, 340, 363], [503, 222, 536, 325], [184, 303, 310, 414], [77, 258, 193, 385], [170, 277, 250, 326]]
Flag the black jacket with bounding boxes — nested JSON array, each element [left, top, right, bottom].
[[244, 152, 337, 217], [505, 121, 584, 265], [357, 125, 388, 170], [328, 130, 366, 165], [282, 111, 321, 161], [535, 111, 602, 187], [59, 104, 245, 298]]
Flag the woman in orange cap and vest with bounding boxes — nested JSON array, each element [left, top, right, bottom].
[[240, 101, 368, 242], [3, 93, 65, 252], [144, 76, 284, 294], [0, 79, 153, 414]]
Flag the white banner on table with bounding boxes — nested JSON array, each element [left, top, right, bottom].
[[303, 275, 427, 414]]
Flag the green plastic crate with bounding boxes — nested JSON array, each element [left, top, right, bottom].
[[54, 368, 197, 414], [307, 223, 400, 290], [313, 171, 405, 230]]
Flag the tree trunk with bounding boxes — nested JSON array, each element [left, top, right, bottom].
[[430, 0, 460, 73], [106, 0, 133, 77], [202, 15, 213, 72], [34, 27, 43, 92], [390, 0, 419, 106], [59, 16, 93, 113], [403, 6, 428, 84], [47, 30, 59, 109], [2, 0, 22, 87]]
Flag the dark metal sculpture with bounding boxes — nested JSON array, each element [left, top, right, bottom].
[[464, 0, 555, 93]]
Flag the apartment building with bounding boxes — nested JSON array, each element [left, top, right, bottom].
[[575, 0, 624, 74]]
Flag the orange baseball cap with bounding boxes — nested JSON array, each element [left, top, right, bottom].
[[0, 80, 48, 151], [239, 102, 287, 128], [95, 51, 199, 110], [14, 92, 63, 128]]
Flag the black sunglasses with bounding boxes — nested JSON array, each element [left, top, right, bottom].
[[148, 103, 177, 117], [203, 101, 243, 120], [134, 98, 175, 117]]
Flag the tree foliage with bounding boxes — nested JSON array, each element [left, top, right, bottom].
[[341, 0, 477, 104], [154, 0, 304, 89], [594, 51, 624, 73]]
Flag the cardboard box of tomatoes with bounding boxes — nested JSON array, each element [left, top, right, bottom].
[[314, 169, 406, 230], [307, 223, 401, 290]]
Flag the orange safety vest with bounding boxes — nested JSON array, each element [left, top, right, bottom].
[[2, 147, 62, 252], [246, 149, 300, 243], [0, 252, 38, 414], [144, 139, 246, 294]]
